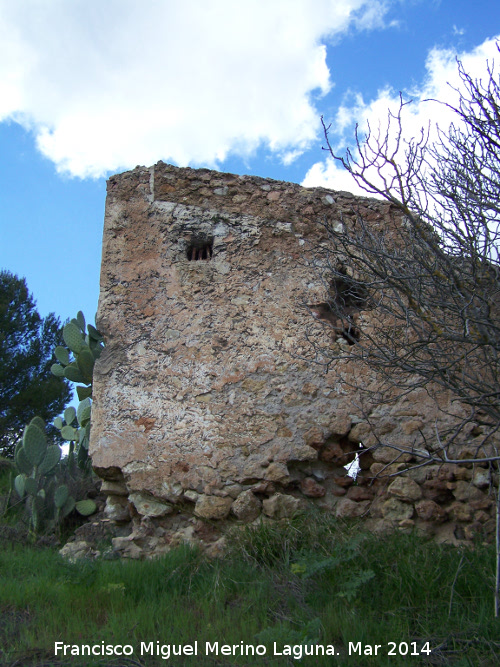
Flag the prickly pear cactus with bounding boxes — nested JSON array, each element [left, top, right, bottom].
[[13, 417, 64, 535], [51, 313, 104, 396], [15, 313, 105, 536], [50, 313, 104, 472]]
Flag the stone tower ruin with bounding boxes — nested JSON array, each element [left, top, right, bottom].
[[89, 162, 496, 552]]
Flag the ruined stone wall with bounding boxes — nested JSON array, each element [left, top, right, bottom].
[[89, 162, 496, 557]]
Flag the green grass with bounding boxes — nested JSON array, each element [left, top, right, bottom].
[[0, 512, 499, 667]]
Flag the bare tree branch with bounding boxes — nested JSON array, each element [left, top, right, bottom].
[[314, 45, 500, 616]]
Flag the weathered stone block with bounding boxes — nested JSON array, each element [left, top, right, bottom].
[[422, 479, 454, 503], [232, 490, 262, 521], [415, 499, 447, 522], [380, 498, 414, 522], [194, 495, 233, 520], [387, 477, 422, 503], [104, 495, 130, 522], [333, 474, 355, 488], [100, 480, 129, 496], [405, 466, 432, 484], [335, 498, 371, 518], [348, 422, 372, 444], [264, 462, 290, 484], [300, 477, 326, 498], [372, 447, 412, 464], [303, 427, 325, 450], [129, 492, 173, 518], [320, 439, 355, 466], [472, 468, 491, 489], [449, 501, 473, 522], [262, 493, 302, 519], [328, 411, 352, 436], [452, 481, 487, 502], [346, 486, 374, 502], [474, 510, 491, 523], [111, 536, 144, 559], [454, 466, 473, 480], [59, 540, 97, 562], [464, 522, 483, 541]]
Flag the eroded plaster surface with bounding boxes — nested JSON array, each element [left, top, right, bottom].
[[89, 163, 496, 552]]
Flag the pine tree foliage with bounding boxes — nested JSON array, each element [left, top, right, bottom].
[[0, 271, 72, 456]]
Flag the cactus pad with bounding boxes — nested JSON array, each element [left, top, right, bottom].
[[23, 423, 47, 466], [75, 499, 97, 516], [61, 496, 76, 517], [39, 445, 61, 475], [29, 416, 46, 431], [24, 477, 38, 496], [63, 321, 84, 354], [15, 446, 33, 475], [77, 347, 94, 384], [64, 363, 85, 384], [76, 311, 86, 332], [51, 363, 65, 377], [14, 474, 26, 498], [77, 398, 92, 427], [54, 346, 70, 365], [54, 484, 69, 509], [64, 406, 76, 425], [61, 425, 79, 441], [87, 324, 103, 341], [76, 385, 92, 401]]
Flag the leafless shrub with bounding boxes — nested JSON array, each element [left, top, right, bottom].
[[314, 45, 500, 614]]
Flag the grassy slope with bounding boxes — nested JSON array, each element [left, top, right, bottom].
[[0, 512, 499, 667]]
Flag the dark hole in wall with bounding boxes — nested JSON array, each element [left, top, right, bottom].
[[309, 303, 360, 345], [339, 323, 361, 345], [186, 237, 214, 261], [332, 269, 368, 312], [308, 269, 367, 345]]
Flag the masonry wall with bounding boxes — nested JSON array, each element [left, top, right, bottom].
[[89, 162, 496, 556]]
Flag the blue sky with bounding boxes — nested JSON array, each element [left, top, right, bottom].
[[0, 0, 499, 329]]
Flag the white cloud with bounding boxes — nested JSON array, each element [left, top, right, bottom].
[[0, 0, 389, 178], [302, 157, 376, 196], [352, 0, 391, 30], [303, 35, 500, 194]]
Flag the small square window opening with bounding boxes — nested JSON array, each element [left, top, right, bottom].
[[186, 238, 214, 261]]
